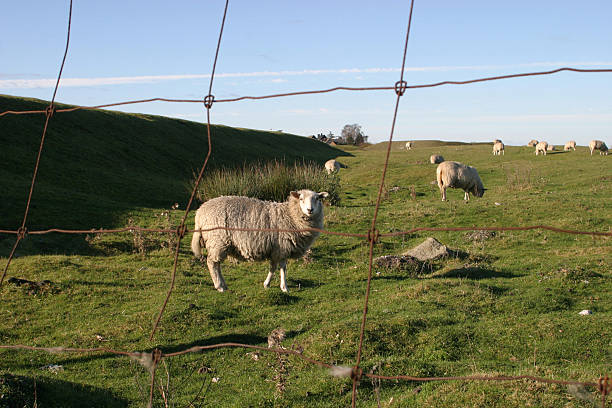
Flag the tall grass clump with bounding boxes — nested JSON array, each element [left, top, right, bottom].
[[193, 160, 341, 205]]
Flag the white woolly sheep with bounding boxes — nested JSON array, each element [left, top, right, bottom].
[[493, 139, 502, 145], [405, 141, 413, 150], [493, 141, 505, 156], [191, 189, 328, 292], [564, 141, 577, 151], [547, 144, 556, 151], [535, 141, 548, 156], [589, 140, 609, 155], [436, 161, 485, 202], [527, 139, 539, 147], [325, 159, 348, 174], [430, 154, 444, 164]]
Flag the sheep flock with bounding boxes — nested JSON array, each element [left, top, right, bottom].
[[192, 136, 607, 292]]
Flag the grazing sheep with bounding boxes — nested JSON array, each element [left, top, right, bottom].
[[324, 159, 348, 174], [564, 141, 577, 151], [527, 139, 539, 147], [436, 161, 485, 202], [535, 141, 548, 156], [493, 141, 505, 156], [405, 141, 413, 150], [547, 144, 556, 151], [191, 189, 328, 292], [430, 154, 444, 164], [589, 140, 609, 155], [493, 139, 502, 144]]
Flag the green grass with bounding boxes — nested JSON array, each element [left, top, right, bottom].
[[1, 96, 611, 407], [0, 94, 348, 255]]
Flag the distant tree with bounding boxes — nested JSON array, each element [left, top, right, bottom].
[[341, 124, 366, 145]]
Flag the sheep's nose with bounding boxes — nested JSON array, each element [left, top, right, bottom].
[[307, 208, 313, 214]]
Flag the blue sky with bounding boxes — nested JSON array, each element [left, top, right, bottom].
[[1, 1, 611, 146]]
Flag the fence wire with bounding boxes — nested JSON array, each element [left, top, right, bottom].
[[0, 0, 610, 407]]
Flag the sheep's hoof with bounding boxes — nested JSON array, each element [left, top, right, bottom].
[[280, 287, 289, 293]]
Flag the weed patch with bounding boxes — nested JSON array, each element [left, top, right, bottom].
[[193, 160, 341, 205]]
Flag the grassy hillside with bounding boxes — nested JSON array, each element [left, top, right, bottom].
[[0, 94, 348, 254], [0, 105, 610, 407]]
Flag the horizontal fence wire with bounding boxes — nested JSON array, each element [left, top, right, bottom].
[[0, 0, 611, 406], [2, 68, 612, 118], [1, 225, 610, 238], [0, 343, 606, 391]]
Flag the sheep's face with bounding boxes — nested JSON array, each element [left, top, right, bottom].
[[291, 190, 329, 219], [473, 185, 485, 198]]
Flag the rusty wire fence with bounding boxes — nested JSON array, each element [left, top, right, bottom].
[[1, 0, 611, 407]]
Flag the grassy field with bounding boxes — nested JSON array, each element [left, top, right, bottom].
[[0, 94, 347, 256], [1, 96, 611, 407]]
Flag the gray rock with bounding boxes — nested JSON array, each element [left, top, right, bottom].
[[402, 237, 466, 261]]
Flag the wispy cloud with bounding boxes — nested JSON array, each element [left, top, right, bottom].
[[462, 113, 612, 122], [2, 62, 611, 89]]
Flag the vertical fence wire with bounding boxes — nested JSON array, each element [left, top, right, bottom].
[[150, 0, 230, 340], [352, 1, 415, 405], [0, 0, 73, 285]]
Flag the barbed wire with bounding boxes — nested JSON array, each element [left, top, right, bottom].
[[0, 0, 610, 406]]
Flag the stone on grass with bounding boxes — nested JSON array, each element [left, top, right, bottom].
[[402, 237, 466, 261]]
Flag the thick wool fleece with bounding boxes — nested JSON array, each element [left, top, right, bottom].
[[436, 161, 485, 198], [191, 193, 323, 264]]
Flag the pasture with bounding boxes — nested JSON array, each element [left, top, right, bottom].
[[0, 115, 610, 406]]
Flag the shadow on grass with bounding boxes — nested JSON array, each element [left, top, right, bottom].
[[0, 373, 128, 407], [288, 278, 318, 289], [257, 290, 300, 306], [434, 266, 517, 280]]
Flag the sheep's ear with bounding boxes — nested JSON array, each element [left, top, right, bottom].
[[290, 191, 300, 199], [482, 188, 488, 191], [318, 192, 329, 199]]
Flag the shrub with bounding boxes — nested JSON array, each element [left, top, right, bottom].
[[192, 160, 341, 205]]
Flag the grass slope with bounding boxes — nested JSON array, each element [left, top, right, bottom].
[[0, 94, 348, 254], [1, 107, 611, 407]]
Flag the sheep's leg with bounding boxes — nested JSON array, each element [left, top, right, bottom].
[[264, 261, 277, 288], [206, 256, 228, 292], [464, 191, 469, 201], [441, 187, 447, 201], [279, 260, 288, 292]]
